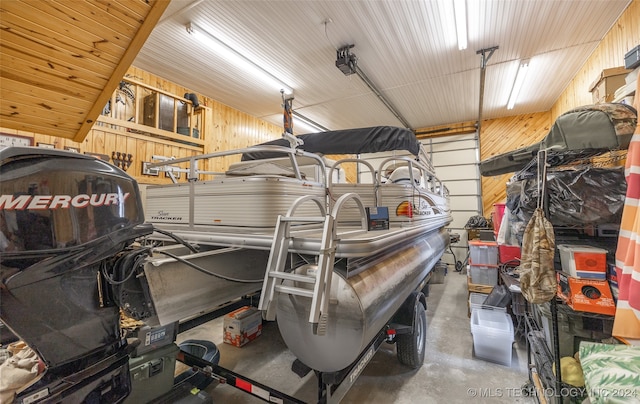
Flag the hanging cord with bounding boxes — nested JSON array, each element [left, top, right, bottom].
[[153, 249, 263, 284], [102, 247, 152, 286], [143, 227, 261, 283], [152, 228, 199, 254]]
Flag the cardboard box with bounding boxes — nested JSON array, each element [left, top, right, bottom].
[[223, 306, 263, 347], [466, 227, 491, 241], [589, 67, 632, 103], [557, 244, 607, 279], [467, 228, 480, 240], [556, 272, 616, 316]]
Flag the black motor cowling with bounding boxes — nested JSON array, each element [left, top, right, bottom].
[[0, 147, 152, 401]]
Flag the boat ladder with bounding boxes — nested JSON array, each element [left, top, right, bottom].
[[258, 193, 367, 336]]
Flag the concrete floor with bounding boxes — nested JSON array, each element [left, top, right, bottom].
[[176, 268, 536, 403]]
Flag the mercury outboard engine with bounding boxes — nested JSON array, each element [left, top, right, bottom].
[[1, 147, 152, 403]]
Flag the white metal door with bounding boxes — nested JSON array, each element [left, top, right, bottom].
[[421, 133, 482, 269]]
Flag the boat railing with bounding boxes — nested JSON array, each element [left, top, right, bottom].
[[327, 158, 378, 211], [417, 146, 437, 174], [146, 144, 328, 185], [376, 156, 446, 197]]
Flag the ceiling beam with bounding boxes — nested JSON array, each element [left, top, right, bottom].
[[415, 121, 477, 138], [73, 0, 171, 142]]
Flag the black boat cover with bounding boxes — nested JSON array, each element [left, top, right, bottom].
[[480, 103, 637, 176], [241, 126, 421, 161]]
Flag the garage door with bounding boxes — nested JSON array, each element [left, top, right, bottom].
[[421, 133, 481, 268]]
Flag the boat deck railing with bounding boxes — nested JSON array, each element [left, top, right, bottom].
[[146, 144, 329, 185], [145, 143, 450, 237]]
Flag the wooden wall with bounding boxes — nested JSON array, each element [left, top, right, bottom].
[[479, 112, 551, 214], [552, 0, 640, 120], [478, 0, 640, 216], [1, 66, 283, 184]]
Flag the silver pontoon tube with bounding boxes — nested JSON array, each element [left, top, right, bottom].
[[276, 228, 447, 372]]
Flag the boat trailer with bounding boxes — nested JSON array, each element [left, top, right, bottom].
[[171, 288, 428, 404]]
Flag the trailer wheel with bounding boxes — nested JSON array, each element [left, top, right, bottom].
[[396, 300, 426, 368]]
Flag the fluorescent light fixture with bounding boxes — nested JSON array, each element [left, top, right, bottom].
[[453, 0, 467, 51], [294, 120, 323, 134], [186, 22, 292, 95], [507, 59, 530, 110], [292, 111, 329, 133]]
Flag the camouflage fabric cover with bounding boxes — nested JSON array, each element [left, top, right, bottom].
[[480, 103, 637, 176], [518, 208, 557, 304]]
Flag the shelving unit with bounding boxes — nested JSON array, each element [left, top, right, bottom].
[[98, 77, 208, 149], [516, 149, 623, 404]]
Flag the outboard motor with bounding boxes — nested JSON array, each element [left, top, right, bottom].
[[0, 147, 152, 403]]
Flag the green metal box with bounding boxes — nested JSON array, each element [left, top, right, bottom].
[[125, 343, 179, 403]]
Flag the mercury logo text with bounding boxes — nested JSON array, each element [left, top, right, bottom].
[[0, 193, 131, 210]]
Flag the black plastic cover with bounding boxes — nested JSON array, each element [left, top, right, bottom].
[[241, 126, 421, 161], [506, 166, 626, 241], [1, 147, 144, 253], [484, 284, 512, 308]]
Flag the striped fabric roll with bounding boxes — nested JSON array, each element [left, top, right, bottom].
[[612, 77, 640, 340]]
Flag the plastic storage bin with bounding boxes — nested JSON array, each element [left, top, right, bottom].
[[469, 265, 498, 286], [498, 244, 521, 265], [469, 292, 506, 313], [470, 308, 514, 366], [557, 244, 607, 279], [469, 240, 499, 266], [492, 203, 506, 236]]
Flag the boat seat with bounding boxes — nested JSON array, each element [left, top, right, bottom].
[[224, 161, 301, 178], [387, 167, 421, 185]]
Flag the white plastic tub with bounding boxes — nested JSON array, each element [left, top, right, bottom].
[[468, 292, 506, 313], [470, 308, 514, 366]]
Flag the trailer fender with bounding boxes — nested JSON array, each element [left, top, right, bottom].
[[390, 291, 426, 329]]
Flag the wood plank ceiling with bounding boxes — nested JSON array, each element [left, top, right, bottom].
[[0, 0, 170, 142], [134, 0, 634, 134], [0, 0, 634, 140]]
